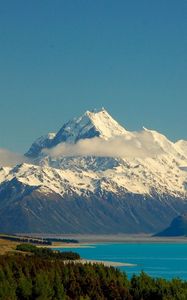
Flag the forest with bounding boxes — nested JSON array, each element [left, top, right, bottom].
[[0, 252, 187, 299], [16, 244, 80, 260]]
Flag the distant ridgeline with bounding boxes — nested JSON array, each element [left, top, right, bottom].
[[0, 234, 79, 245]]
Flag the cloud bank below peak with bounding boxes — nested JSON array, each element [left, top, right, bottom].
[[0, 148, 29, 167], [42, 131, 165, 159]]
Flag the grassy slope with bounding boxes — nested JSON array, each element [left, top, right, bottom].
[[0, 238, 20, 255]]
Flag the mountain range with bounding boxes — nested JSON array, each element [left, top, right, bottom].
[[0, 108, 187, 234]]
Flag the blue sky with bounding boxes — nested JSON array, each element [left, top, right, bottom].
[[0, 0, 186, 152]]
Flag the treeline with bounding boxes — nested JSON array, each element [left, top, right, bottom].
[[46, 238, 79, 244], [16, 244, 80, 260], [0, 254, 187, 299], [0, 234, 79, 245], [0, 234, 51, 245]]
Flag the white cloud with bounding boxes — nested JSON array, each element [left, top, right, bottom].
[[43, 131, 164, 159], [0, 148, 28, 167]]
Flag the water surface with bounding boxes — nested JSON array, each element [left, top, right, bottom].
[[57, 243, 187, 280]]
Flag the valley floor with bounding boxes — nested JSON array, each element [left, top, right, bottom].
[[26, 233, 187, 244]]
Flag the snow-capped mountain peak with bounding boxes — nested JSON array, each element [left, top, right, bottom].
[[82, 108, 127, 138], [22, 109, 187, 200], [26, 109, 127, 157], [1, 108, 187, 234], [53, 108, 127, 144]]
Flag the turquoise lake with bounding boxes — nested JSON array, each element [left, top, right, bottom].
[[58, 243, 187, 280]]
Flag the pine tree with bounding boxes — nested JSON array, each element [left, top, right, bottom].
[[53, 271, 66, 300], [16, 274, 32, 300], [33, 272, 54, 300]]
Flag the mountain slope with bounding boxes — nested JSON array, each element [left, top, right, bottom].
[[175, 140, 187, 158], [26, 109, 127, 158], [0, 108, 187, 233], [26, 133, 56, 158], [0, 171, 186, 234], [155, 213, 187, 236]]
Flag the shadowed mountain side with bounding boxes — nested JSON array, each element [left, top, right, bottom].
[[155, 213, 187, 236], [0, 180, 187, 234]]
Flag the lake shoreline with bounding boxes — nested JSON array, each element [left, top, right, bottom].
[[64, 259, 136, 267], [31, 233, 187, 245], [55, 241, 187, 280]]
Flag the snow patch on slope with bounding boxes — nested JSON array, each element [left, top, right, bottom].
[[0, 150, 187, 199], [1, 108, 187, 200], [51, 108, 127, 146], [175, 140, 187, 157]]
